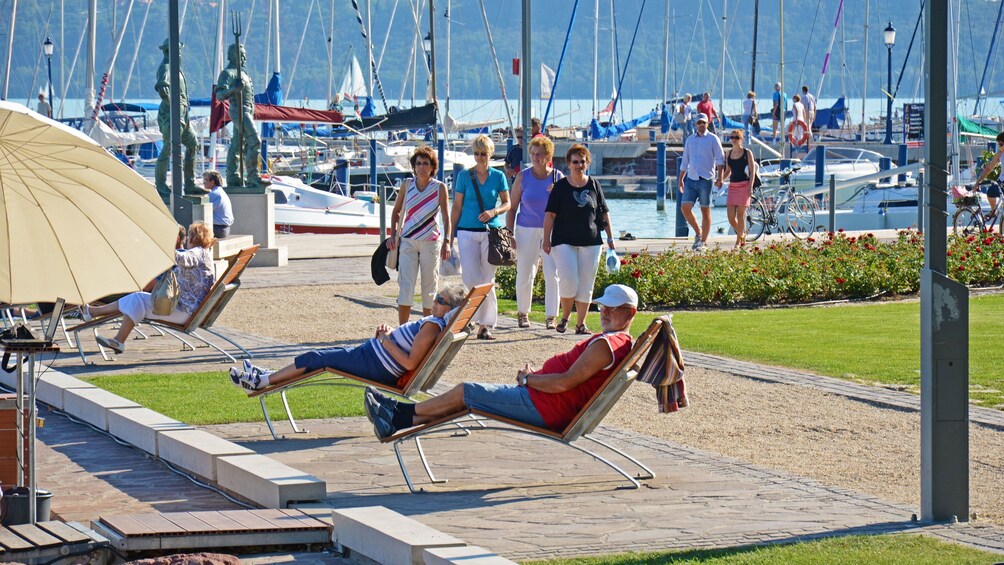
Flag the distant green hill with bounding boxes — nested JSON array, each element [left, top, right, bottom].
[[0, 0, 995, 107]]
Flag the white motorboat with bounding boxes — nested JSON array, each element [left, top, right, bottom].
[[270, 175, 391, 235], [759, 147, 906, 195]]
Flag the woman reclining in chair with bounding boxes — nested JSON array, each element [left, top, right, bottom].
[[81, 222, 216, 354], [364, 284, 638, 439], [229, 284, 469, 392]]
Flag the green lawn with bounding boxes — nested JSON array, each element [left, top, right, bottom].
[[87, 371, 366, 425], [526, 534, 1002, 564], [499, 294, 1004, 409]]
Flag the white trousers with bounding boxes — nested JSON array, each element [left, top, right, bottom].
[[397, 237, 441, 309], [549, 244, 602, 303], [118, 291, 191, 326], [457, 230, 498, 327], [514, 225, 558, 316]]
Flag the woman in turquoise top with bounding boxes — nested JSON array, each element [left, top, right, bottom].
[[450, 134, 510, 340]]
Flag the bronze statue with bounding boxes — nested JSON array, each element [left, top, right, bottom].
[[216, 42, 267, 188], [155, 39, 203, 197]]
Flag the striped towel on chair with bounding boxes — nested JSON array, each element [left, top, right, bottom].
[[636, 315, 688, 413]]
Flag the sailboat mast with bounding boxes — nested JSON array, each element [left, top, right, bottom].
[[521, 0, 531, 166], [1, 0, 17, 100], [327, 0, 334, 105], [274, 0, 282, 74], [428, 0, 438, 142], [445, 0, 451, 137], [779, 0, 786, 156], [366, 0, 374, 95], [750, 0, 758, 93], [209, 0, 226, 171], [860, 0, 869, 140], [949, 0, 960, 181], [720, 0, 726, 126], [592, 0, 598, 117], [84, 0, 96, 119], [661, 0, 669, 107]]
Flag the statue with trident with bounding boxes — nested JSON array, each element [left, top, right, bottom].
[[216, 13, 267, 188]]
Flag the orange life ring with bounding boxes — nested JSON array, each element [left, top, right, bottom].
[[788, 120, 810, 146]]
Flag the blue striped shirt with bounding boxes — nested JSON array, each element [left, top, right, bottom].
[[372, 315, 448, 377]]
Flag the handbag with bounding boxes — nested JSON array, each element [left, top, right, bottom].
[[469, 169, 517, 267], [385, 236, 400, 270], [747, 149, 763, 189], [151, 268, 180, 316]]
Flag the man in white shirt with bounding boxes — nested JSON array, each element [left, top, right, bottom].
[[677, 114, 725, 250], [802, 85, 817, 139], [203, 171, 234, 239], [37, 93, 52, 118]]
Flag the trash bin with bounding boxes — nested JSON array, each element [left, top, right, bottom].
[[1, 487, 52, 525]]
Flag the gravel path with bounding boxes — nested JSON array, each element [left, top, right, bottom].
[[215, 281, 1004, 527]]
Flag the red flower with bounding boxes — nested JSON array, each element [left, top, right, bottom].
[[631, 252, 639, 258], [976, 247, 983, 253], [984, 237, 995, 245], [835, 277, 846, 284], [658, 270, 664, 275], [631, 270, 642, 279], [866, 233, 875, 238], [958, 266, 966, 272], [849, 237, 857, 243], [947, 251, 953, 257], [807, 237, 816, 243], [838, 228, 845, 233], [751, 268, 759, 273]]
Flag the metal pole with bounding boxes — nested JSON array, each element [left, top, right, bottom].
[[169, 0, 185, 219], [750, 0, 759, 93], [378, 183, 387, 242], [860, 0, 870, 140], [592, 0, 599, 118], [445, 0, 451, 137], [917, 171, 924, 233], [661, 0, 669, 122], [327, 0, 334, 105], [720, 0, 726, 128], [898, 144, 908, 184], [369, 138, 377, 191], [1, 0, 16, 100], [84, 0, 96, 118], [521, 0, 531, 169], [46, 55, 54, 115], [428, 0, 439, 142], [656, 142, 666, 211], [921, 0, 968, 524], [885, 45, 893, 144], [27, 353, 36, 524], [828, 174, 836, 232], [675, 156, 687, 236], [437, 139, 445, 183], [779, 0, 786, 158]]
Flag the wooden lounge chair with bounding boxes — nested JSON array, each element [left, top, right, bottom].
[[382, 317, 670, 493], [248, 283, 494, 440], [70, 245, 260, 364]]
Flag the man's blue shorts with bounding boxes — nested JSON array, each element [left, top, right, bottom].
[[682, 177, 713, 208], [462, 383, 546, 427]]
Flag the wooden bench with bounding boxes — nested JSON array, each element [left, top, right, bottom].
[[0, 521, 103, 563], [91, 509, 331, 551], [249, 284, 493, 439]]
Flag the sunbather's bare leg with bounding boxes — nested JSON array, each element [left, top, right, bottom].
[[113, 317, 136, 343], [87, 302, 121, 318], [411, 384, 466, 425], [262, 365, 309, 388], [397, 305, 410, 325]]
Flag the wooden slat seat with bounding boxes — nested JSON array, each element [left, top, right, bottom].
[[382, 318, 669, 493], [70, 245, 260, 364], [248, 283, 493, 439]]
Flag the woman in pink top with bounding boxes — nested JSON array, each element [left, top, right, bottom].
[[506, 136, 564, 330]]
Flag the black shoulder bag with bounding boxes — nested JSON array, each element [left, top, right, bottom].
[[469, 169, 517, 267]]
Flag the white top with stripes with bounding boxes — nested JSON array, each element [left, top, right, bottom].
[[371, 314, 448, 377]]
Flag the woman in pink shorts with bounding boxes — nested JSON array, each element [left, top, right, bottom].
[[723, 130, 758, 247]]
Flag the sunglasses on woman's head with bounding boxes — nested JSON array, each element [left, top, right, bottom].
[[435, 295, 449, 306]]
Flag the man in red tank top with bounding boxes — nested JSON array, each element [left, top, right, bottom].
[[365, 285, 639, 438]]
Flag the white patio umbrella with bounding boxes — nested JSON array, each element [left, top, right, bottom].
[[0, 101, 178, 305]]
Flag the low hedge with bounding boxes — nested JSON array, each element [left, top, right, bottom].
[[494, 230, 1004, 308]]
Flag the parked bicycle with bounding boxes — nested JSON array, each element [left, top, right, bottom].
[[953, 181, 1003, 235], [745, 169, 817, 241]]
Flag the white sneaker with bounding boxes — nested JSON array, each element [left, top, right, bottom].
[[691, 235, 702, 250], [228, 363, 272, 391]]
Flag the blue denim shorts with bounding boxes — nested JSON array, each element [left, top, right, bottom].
[[463, 383, 546, 427], [986, 183, 1002, 199], [682, 177, 713, 207]]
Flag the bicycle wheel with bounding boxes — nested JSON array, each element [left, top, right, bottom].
[[953, 206, 984, 236], [746, 199, 768, 242], [784, 194, 816, 238]]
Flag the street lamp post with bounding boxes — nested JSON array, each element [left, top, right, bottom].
[[423, 33, 433, 73], [884, 22, 896, 145], [43, 37, 54, 118]]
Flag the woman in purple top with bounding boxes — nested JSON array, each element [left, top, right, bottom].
[[506, 136, 563, 330]]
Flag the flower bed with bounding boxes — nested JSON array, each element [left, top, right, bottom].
[[495, 230, 1004, 307]]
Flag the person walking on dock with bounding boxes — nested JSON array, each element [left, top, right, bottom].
[[771, 82, 788, 142], [697, 92, 719, 133], [677, 114, 725, 250], [801, 85, 817, 139]]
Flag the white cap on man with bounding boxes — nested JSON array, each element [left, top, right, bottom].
[[593, 284, 639, 308], [695, 113, 709, 124]]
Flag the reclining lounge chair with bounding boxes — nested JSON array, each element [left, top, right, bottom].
[[382, 317, 672, 493], [248, 283, 494, 440], [70, 245, 260, 364]]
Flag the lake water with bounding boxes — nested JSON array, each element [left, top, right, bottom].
[[605, 197, 733, 239]]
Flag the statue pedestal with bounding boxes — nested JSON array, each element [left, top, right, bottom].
[[167, 194, 213, 228], [226, 186, 288, 268]]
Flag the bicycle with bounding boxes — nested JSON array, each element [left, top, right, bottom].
[[953, 181, 1003, 235], [745, 170, 817, 241]]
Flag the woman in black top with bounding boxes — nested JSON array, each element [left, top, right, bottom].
[[542, 144, 615, 334], [723, 129, 758, 247]]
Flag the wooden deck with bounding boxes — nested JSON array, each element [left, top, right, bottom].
[[93, 509, 332, 551], [0, 520, 104, 562]]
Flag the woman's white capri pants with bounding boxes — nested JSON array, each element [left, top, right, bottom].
[[397, 237, 441, 309], [549, 244, 602, 303]]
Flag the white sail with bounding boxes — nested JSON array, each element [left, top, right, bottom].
[[540, 63, 556, 100], [339, 55, 368, 101]]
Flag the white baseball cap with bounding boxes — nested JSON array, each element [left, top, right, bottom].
[[695, 113, 709, 123], [593, 284, 639, 308]]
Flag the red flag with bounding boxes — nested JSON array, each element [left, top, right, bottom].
[[512, 58, 520, 76]]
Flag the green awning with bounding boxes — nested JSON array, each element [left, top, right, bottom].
[[957, 114, 999, 137]]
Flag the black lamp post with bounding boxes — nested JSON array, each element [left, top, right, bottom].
[[423, 32, 433, 73], [42, 37, 54, 118], [883, 22, 896, 144]]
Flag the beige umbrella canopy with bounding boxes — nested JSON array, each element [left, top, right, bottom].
[[0, 101, 178, 305]]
